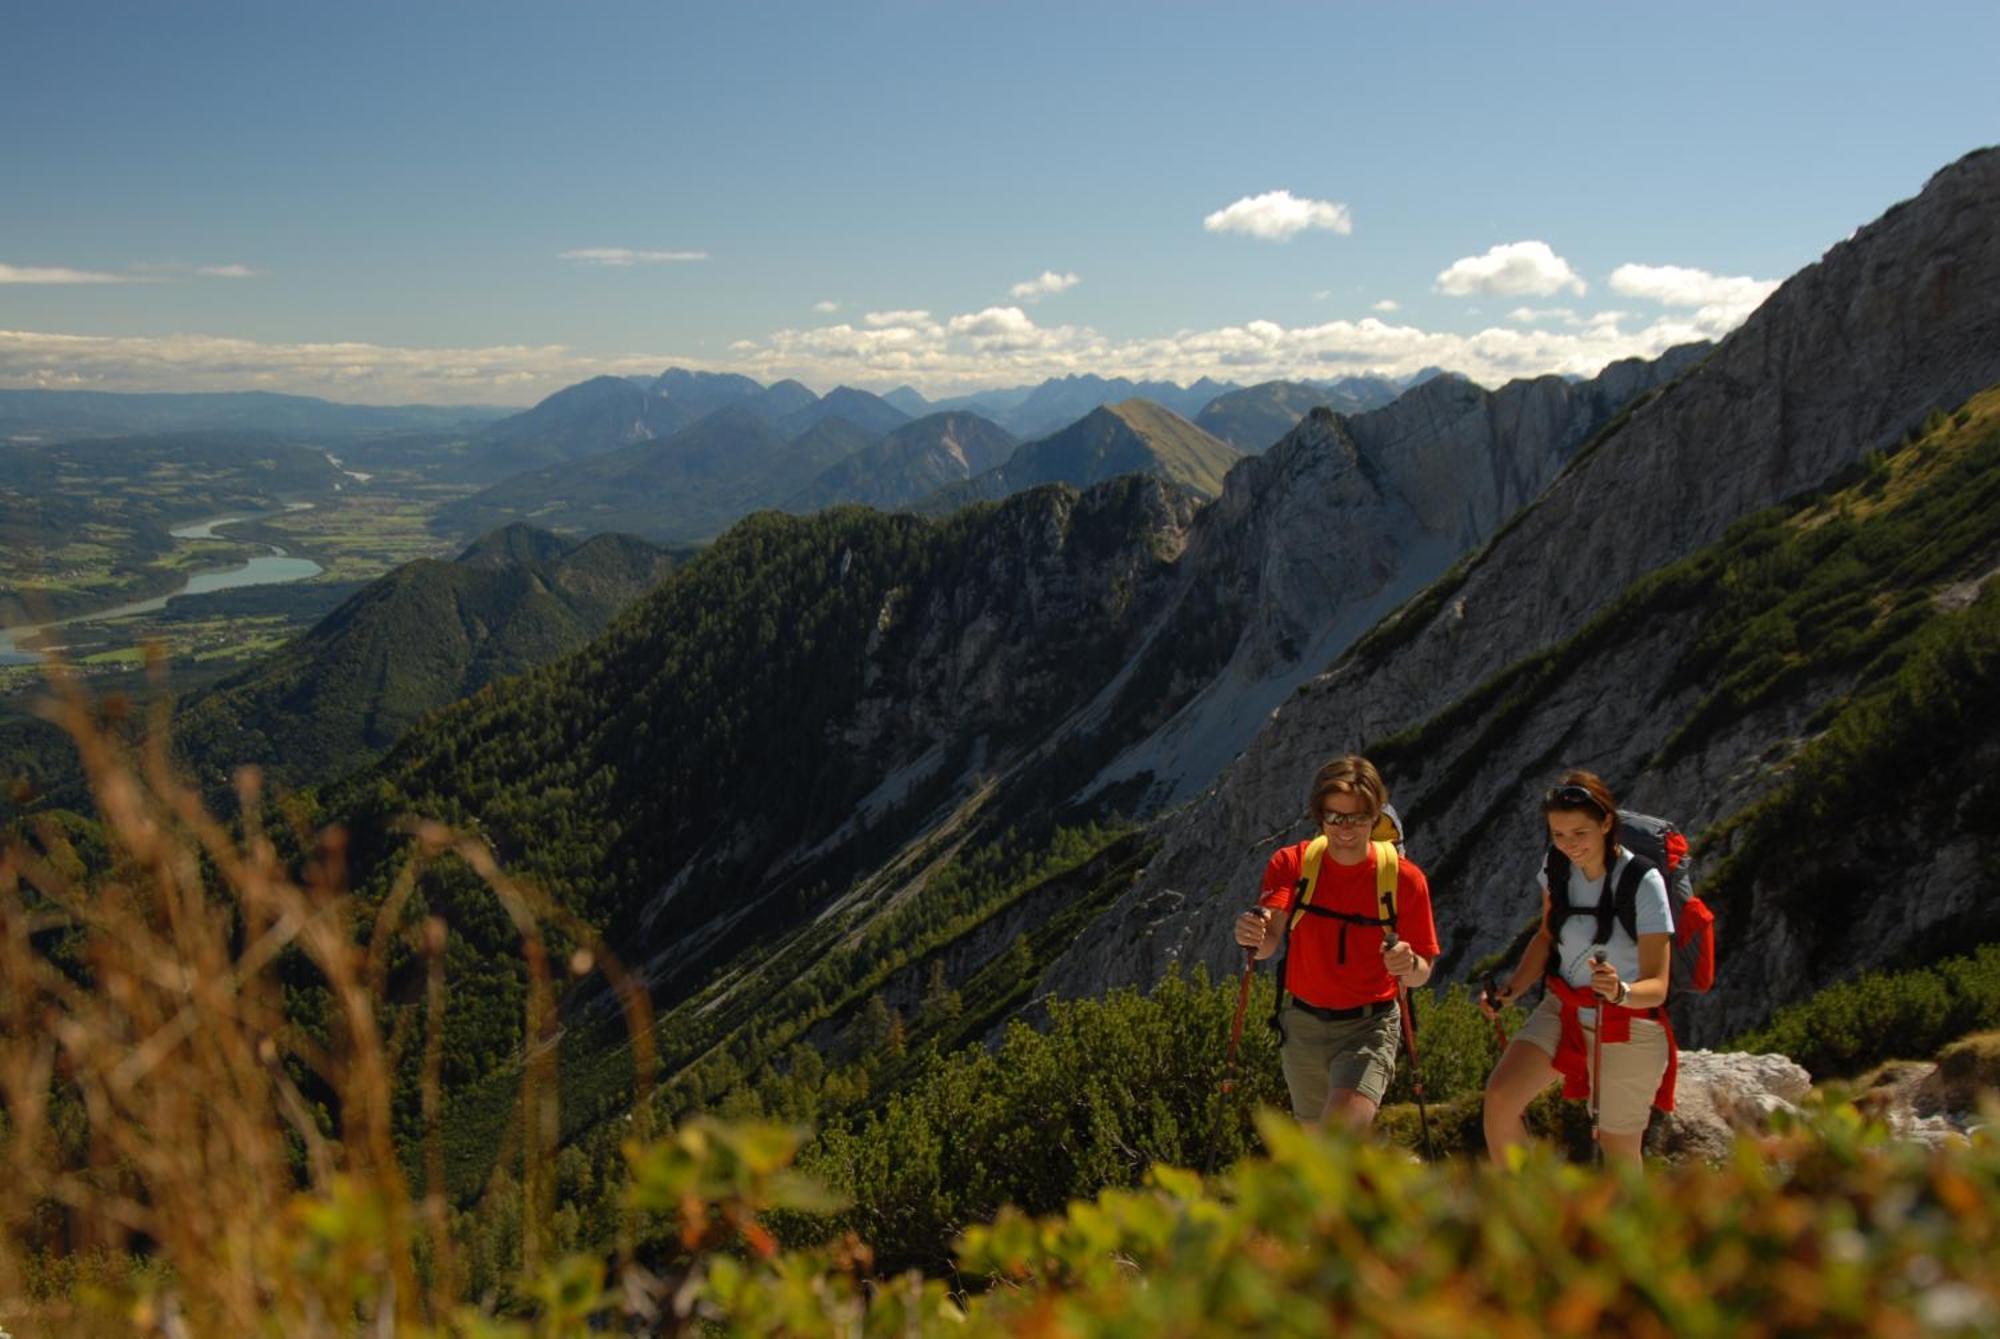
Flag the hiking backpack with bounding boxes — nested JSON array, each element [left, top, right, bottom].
[[1268, 804, 1406, 1035], [1543, 810, 1716, 995]]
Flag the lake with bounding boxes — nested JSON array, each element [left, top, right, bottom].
[[0, 507, 323, 666]]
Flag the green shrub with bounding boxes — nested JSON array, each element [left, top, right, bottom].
[[1732, 944, 2000, 1078]]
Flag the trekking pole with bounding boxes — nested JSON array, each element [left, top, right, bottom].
[[1206, 913, 1265, 1175], [1221, 944, 1257, 1096], [1383, 929, 1435, 1162], [1481, 972, 1509, 1050], [1589, 948, 1608, 1166]]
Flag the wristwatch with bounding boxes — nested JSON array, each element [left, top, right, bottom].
[[1613, 981, 1630, 1005]]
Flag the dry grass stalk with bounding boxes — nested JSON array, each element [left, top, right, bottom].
[[0, 661, 654, 1334]]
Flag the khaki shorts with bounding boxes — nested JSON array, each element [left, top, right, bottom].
[[1515, 992, 1669, 1136], [1278, 1000, 1402, 1119]]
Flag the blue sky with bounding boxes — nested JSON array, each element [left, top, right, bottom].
[[3, 0, 1996, 404]]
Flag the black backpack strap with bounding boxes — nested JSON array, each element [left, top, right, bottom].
[[1613, 854, 1659, 945], [1290, 902, 1394, 964], [1269, 873, 1309, 1038], [1546, 844, 1623, 945]]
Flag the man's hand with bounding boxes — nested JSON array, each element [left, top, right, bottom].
[[1382, 938, 1421, 983], [1233, 908, 1271, 951]]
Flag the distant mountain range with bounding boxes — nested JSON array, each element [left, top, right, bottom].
[[782, 412, 1019, 512], [442, 393, 1248, 544], [0, 389, 509, 444], [442, 368, 1446, 546], [1194, 377, 1402, 450], [931, 400, 1242, 509], [462, 368, 1432, 488], [439, 399, 895, 542]]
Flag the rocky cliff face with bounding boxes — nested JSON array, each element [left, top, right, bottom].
[[1040, 148, 2000, 1033], [1072, 351, 1705, 817]]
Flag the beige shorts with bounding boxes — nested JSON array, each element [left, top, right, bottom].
[[1514, 992, 1669, 1136], [1278, 1000, 1402, 1119]]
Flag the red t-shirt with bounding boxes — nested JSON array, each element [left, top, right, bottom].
[[1259, 842, 1440, 1010]]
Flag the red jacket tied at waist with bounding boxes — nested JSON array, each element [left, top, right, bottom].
[[1544, 975, 1679, 1114]]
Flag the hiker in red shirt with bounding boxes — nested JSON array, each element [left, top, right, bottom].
[[1234, 755, 1439, 1129]]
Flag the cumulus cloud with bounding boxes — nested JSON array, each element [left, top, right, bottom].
[[559, 248, 708, 266], [1608, 262, 1779, 331], [1371, 299, 1400, 313], [813, 300, 841, 314], [726, 293, 1742, 396], [3, 279, 1761, 406], [1204, 190, 1353, 241], [1009, 270, 1080, 301], [945, 306, 1057, 353], [0, 263, 131, 285], [1435, 241, 1586, 298], [1508, 306, 1580, 325]]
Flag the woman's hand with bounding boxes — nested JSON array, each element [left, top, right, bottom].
[[1233, 908, 1271, 951], [1480, 977, 1515, 1019], [1590, 955, 1624, 1003]]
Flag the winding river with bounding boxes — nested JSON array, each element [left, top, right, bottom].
[[0, 505, 323, 667]]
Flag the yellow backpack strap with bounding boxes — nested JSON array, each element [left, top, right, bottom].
[[1288, 835, 1329, 934], [1372, 839, 1400, 928]]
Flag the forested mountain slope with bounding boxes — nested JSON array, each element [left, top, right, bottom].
[[323, 482, 1204, 1102], [172, 524, 676, 792]]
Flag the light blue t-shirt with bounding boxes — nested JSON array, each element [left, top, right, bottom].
[[1537, 849, 1674, 989]]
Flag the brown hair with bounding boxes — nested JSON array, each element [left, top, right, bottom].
[[1541, 767, 1619, 869], [1308, 755, 1388, 822]]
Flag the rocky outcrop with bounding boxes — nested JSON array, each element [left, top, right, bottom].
[[1039, 148, 2000, 1027], [1649, 1050, 1813, 1163], [1854, 1034, 2000, 1150]]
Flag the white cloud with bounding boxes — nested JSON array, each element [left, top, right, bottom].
[[197, 264, 260, 279], [1204, 190, 1353, 241], [1, 282, 1760, 406], [558, 248, 708, 266], [1435, 241, 1586, 298], [813, 300, 841, 314], [0, 263, 131, 285], [1508, 306, 1580, 325], [727, 295, 1741, 397], [1608, 263, 1775, 309], [1608, 263, 1779, 335], [1371, 299, 1400, 313], [944, 306, 1055, 353], [1009, 270, 1080, 301]]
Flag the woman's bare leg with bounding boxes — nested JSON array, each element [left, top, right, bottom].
[[1483, 1039, 1559, 1161]]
